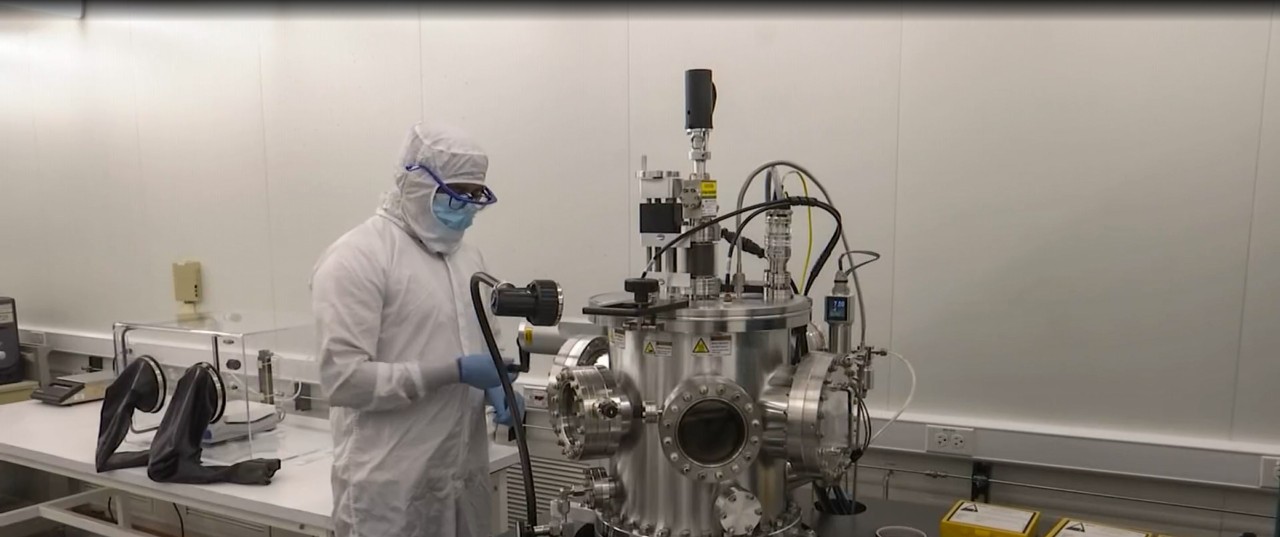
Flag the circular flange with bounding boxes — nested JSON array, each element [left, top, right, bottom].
[[547, 335, 610, 383], [716, 487, 762, 535], [659, 375, 763, 484], [135, 355, 167, 414], [547, 364, 633, 459], [785, 351, 854, 482], [195, 362, 226, 424]]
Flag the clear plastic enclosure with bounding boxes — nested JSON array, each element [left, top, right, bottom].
[[113, 311, 329, 465]]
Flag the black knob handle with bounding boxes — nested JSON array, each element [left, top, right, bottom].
[[625, 278, 660, 305], [597, 399, 620, 419]]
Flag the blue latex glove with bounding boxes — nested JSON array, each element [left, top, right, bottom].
[[485, 386, 526, 427], [457, 354, 518, 389]]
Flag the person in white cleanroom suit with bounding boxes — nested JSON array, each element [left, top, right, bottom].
[[311, 122, 524, 537]]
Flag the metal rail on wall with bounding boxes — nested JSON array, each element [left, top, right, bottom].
[[859, 463, 1275, 520]]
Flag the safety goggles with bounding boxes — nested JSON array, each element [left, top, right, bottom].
[[405, 164, 498, 210]]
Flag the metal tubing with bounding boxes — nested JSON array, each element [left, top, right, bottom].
[[258, 351, 275, 405], [733, 161, 868, 347], [856, 464, 1275, 519]]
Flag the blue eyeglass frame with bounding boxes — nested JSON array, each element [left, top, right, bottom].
[[404, 164, 498, 210]]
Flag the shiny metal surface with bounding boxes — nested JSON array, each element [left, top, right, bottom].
[[593, 304, 801, 537], [548, 335, 611, 381], [517, 320, 605, 356], [549, 365, 633, 460], [586, 293, 811, 334], [764, 210, 792, 303], [785, 352, 854, 482], [715, 486, 762, 535], [827, 324, 852, 356]]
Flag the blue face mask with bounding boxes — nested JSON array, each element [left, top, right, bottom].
[[432, 192, 478, 231]]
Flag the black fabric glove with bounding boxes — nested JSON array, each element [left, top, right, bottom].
[[95, 358, 163, 472], [146, 364, 282, 485]]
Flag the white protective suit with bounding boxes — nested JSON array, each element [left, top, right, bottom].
[[311, 122, 499, 537]]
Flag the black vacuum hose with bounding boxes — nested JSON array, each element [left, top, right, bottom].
[[470, 272, 538, 526]]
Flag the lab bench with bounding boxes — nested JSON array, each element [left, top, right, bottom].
[[0, 399, 521, 537]]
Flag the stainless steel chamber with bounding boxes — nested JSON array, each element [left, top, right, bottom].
[[485, 68, 881, 537]]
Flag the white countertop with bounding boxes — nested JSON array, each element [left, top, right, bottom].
[[0, 400, 521, 533]]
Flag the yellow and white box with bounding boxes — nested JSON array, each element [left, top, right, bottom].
[[941, 501, 1040, 537], [1045, 519, 1153, 537]]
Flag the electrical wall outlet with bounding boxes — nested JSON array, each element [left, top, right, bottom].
[[1261, 456, 1280, 489], [926, 425, 975, 456]]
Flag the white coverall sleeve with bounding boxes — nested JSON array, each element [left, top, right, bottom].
[[313, 245, 458, 412]]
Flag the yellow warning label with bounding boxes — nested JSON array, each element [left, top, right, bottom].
[[700, 180, 717, 198], [692, 338, 710, 354], [644, 342, 656, 354]]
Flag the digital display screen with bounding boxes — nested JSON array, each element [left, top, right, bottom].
[[825, 296, 849, 322]]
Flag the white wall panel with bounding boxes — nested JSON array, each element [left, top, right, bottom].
[[1231, 6, 1280, 444], [892, 14, 1272, 436], [419, 13, 631, 315], [258, 14, 422, 321], [0, 21, 43, 320], [24, 19, 146, 332], [128, 18, 275, 323]]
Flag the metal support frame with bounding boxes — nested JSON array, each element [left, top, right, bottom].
[[0, 448, 333, 537], [0, 482, 334, 537], [861, 463, 1275, 520], [0, 488, 148, 537]]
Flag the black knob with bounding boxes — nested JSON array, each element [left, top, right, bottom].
[[597, 399, 620, 419], [625, 278, 660, 305]]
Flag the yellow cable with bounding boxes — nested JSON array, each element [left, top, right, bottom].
[[782, 171, 815, 287]]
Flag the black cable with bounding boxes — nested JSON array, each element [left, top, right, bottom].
[[855, 397, 872, 455], [469, 273, 538, 526], [721, 197, 843, 296], [106, 496, 115, 524], [834, 486, 851, 514], [807, 237, 840, 296], [815, 486, 835, 514], [173, 503, 186, 537], [724, 197, 838, 264], [642, 198, 826, 279]]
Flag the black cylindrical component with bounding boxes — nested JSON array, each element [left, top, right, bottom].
[[470, 273, 538, 525], [491, 280, 563, 326], [686, 243, 717, 276], [685, 68, 715, 130]]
